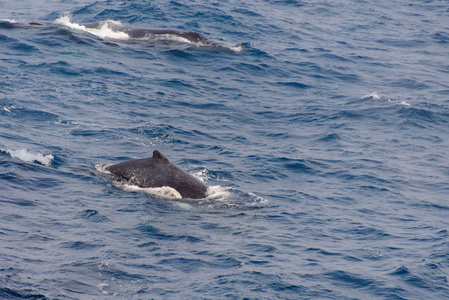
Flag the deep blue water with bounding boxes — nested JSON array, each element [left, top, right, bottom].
[[1, 0, 449, 299]]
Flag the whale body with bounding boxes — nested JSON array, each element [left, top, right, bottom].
[[102, 23, 209, 43], [23, 19, 243, 51], [4, 20, 211, 45], [26, 20, 209, 44], [105, 150, 208, 199]]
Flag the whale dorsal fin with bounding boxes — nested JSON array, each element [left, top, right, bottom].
[[153, 150, 169, 162]]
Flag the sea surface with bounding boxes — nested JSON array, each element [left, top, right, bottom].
[[1, 0, 449, 299]]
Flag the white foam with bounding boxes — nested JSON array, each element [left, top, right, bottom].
[[54, 15, 130, 40], [97, 283, 109, 295], [211, 40, 245, 53], [361, 92, 412, 107], [206, 185, 232, 199], [97, 282, 116, 296], [4, 148, 54, 166], [396, 100, 411, 107], [247, 191, 270, 206], [228, 44, 245, 53], [3, 105, 14, 112], [0, 19, 17, 23], [95, 164, 110, 174], [361, 92, 380, 100], [191, 168, 209, 183], [387, 98, 411, 107]]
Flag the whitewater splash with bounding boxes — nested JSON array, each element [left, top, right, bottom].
[[3, 148, 54, 166], [361, 92, 381, 100], [361, 92, 411, 107], [54, 15, 130, 40]]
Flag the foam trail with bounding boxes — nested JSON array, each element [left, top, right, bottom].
[[54, 15, 130, 40], [4, 148, 54, 166]]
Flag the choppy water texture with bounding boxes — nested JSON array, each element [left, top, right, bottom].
[[1, 0, 449, 299]]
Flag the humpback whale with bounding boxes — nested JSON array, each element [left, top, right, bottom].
[[105, 150, 208, 199], [52, 18, 214, 45], [24, 18, 243, 51], [27, 20, 208, 43]]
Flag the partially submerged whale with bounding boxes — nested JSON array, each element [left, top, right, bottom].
[[105, 150, 208, 199], [23, 18, 243, 51], [29, 19, 212, 45]]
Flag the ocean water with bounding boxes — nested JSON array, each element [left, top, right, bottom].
[[1, 0, 449, 299]]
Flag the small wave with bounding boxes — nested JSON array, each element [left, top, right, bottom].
[[361, 92, 380, 100], [0, 19, 17, 23], [97, 282, 116, 296], [191, 186, 269, 209], [3, 148, 54, 166], [361, 92, 411, 107], [211, 41, 245, 53], [0, 19, 19, 30], [229, 44, 244, 53], [392, 100, 411, 107], [0, 287, 47, 300]]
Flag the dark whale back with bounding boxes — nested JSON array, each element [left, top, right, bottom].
[[28, 21, 212, 45], [100, 22, 208, 43], [105, 150, 208, 199], [123, 28, 207, 43]]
